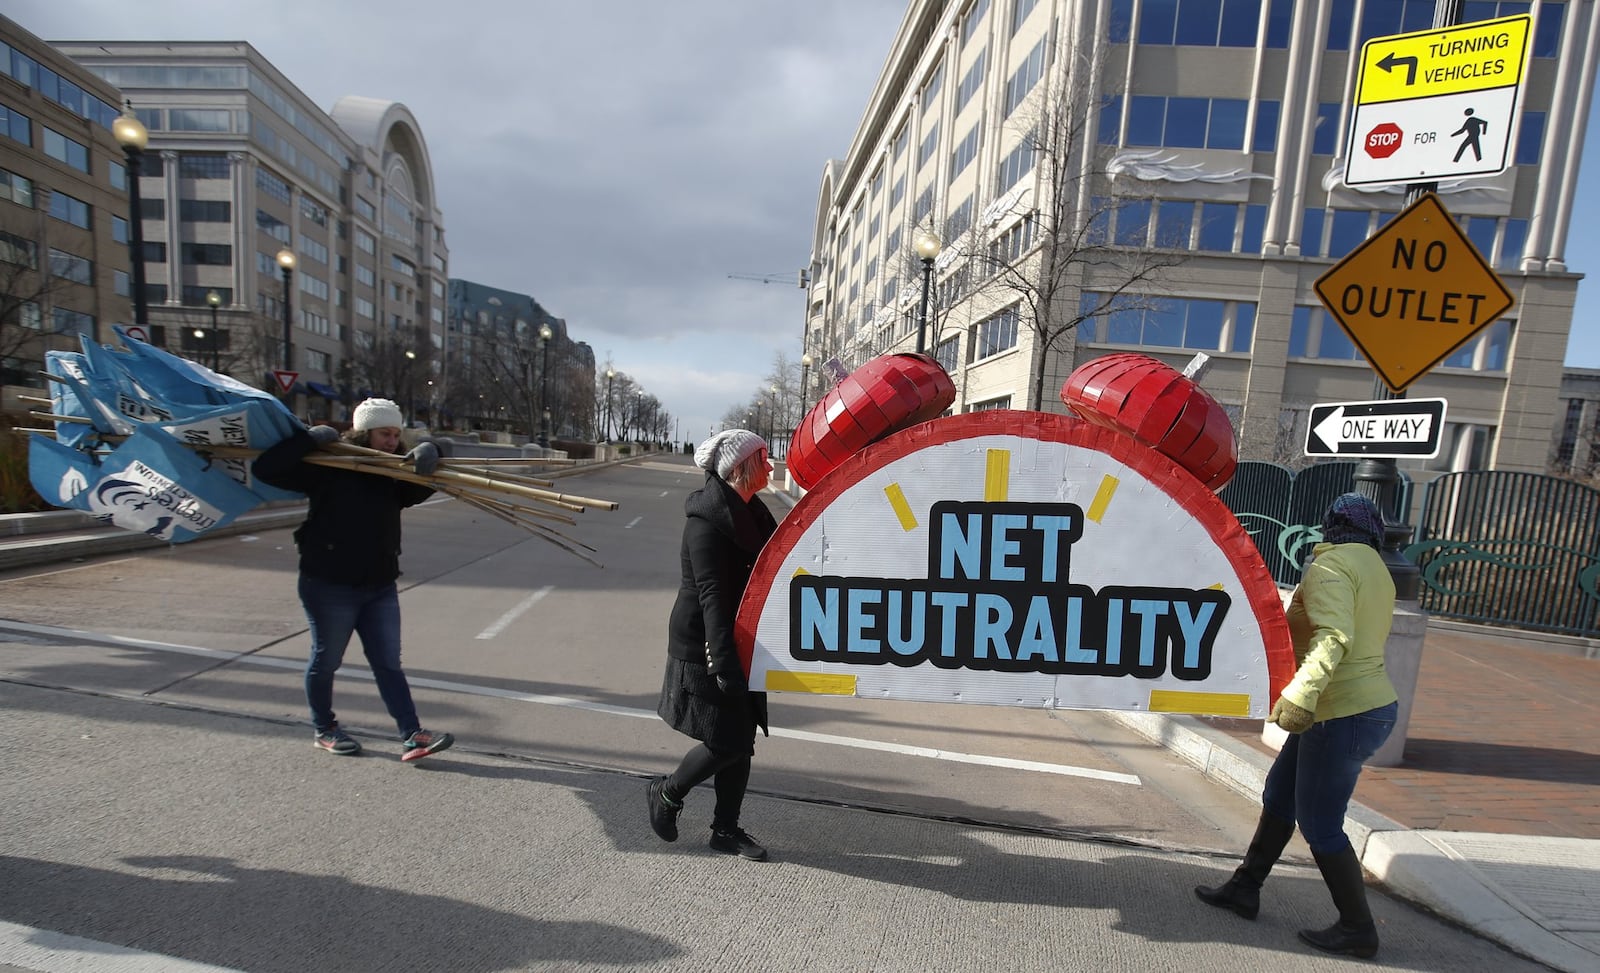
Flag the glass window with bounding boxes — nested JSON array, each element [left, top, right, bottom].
[[1155, 200, 1194, 248], [1232, 303, 1256, 351], [1176, 0, 1222, 45], [1115, 199, 1151, 246], [1219, 0, 1261, 46], [1184, 300, 1225, 349], [1253, 100, 1280, 152], [179, 154, 231, 179], [1532, 2, 1565, 57], [0, 166, 33, 207], [112, 215, 128, 244], [1241, 204, 1267, 253], [1197, 203, 1236, 251], [1108, 307, 1142, 344], [1319, 317, 1359, 360], [1265, 0, 1293, 47], [1289, 306, 1313, 357], [1165, 97, 1208, 147], [1313, 103, 1341, 155], [47, 191, 91, 228], [1466, 216, 1498, 262], [1144, 299, 1184, 347], [1516, 112, 1544, 166], [956, 50, 987, 113], [1098, 95, 1122, 145], [962, 0, 991, 46], [1128, 96, 1165, 146], [1140, 0, 1178, 44], [1301, 209, 1325, 258], [1499, 219, 1527, 271], [1011, 0, 1039, 35], [49, 248, 93, 284], [1, 103, 32, 145], [1482, 319, 1511, 370], [1328, 209, 1371, 258], [1109, 0, 1134, 42], [1207, 98, 1247, 149]]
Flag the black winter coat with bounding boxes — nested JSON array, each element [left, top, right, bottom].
[[252, 429, 434, 586], [658, 472, 778, 749]]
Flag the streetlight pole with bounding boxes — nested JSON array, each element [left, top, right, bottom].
[[275, 248, 296, 396], [768, 384, 778, 443], [205, 288, 221, 371], [913, 228, 942, 355], [537, 322, 553, 448], [404, 349, 416, 424], [800, 353, 812, 415], [603, 367, 615, 442], [111, 103, 150, 326]]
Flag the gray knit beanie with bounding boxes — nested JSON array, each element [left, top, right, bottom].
[[695, 429, 765, 480]]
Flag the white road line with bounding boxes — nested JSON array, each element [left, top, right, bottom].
[[475, 585, 553, 640], [0, 620, 1140, 786], [0, 919, 246, 972], [624, 516, 643, 529], [0, 555, 140, 583], [659, 490, 669, 496]]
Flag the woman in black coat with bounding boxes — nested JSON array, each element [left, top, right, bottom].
[[647, 429, 778, 861]]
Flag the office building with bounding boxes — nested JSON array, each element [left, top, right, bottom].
[[0, 14, 133, 410], [52, 38, 449, 423], [805, 0, 1598, 478], [447, 278, 596, 443]]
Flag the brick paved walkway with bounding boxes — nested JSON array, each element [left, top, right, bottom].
[[1200, 625, 1600, 839]]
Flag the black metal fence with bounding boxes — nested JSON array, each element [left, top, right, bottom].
[[1217, 461, 1412, 586], [1217, 462, 1600, 637], [1410, 471, 1600, 636]]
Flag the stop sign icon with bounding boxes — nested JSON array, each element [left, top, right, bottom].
[[1364, 122, 1403, 159]]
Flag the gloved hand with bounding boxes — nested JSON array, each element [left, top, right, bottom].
[[307, 425, 340, 446], [428, 436, 455, 458], [1270, 697, 1315, 734], [714, 672, 748, 699], [405, 441, 440, 476]]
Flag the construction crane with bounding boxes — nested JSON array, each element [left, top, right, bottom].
[[728, 270, 810, 288]]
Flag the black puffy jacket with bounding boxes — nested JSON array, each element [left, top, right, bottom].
[[665, 472, 778, 677]]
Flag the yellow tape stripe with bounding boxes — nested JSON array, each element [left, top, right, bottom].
[[884, 482, 917, 531], [764, 671, 858, 695], [1086, 474, 1119, 523], [984, 448, 1010, 501], [1148, 690, 1252, 717], [1208, 581, 1224, 590], [793, 566, 810, 577]]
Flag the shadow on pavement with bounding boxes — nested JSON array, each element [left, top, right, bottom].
[[0, 854, 678, 971], [1399, 738, 1600, 783]]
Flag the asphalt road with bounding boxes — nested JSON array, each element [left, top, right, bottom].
[[0, 455, 1529, 971]]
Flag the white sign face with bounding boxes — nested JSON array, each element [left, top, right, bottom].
[[1344, 15, 1531, 187], [736, 413, 1294, 719]]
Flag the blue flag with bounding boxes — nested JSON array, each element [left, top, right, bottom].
[[79, 423, 262, 543], [27, 433, 100, 511]]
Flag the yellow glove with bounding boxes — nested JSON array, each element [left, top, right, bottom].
[[1270, 697, 1315, 734]]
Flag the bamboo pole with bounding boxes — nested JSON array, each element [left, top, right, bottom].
[[29, 411, 92, 424]]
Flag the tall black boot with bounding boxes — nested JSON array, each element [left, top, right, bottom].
[[1299, 846, 1380, 959], [1194, 811, 1295, 919]]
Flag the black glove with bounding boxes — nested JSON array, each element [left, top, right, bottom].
[[714, 672, 748, 698], [404, 441, 440, 476], [307, 425, 340, 446]]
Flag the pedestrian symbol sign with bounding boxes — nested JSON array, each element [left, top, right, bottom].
[[1344, 15, 1530, 187], [1314, 193, 1513, 393]]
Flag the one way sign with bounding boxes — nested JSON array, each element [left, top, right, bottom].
[[1305, 398, 1448, 458]]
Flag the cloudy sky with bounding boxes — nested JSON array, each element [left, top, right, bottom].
[[18, 0, 1600, 437], [19, 0, 909, 441]]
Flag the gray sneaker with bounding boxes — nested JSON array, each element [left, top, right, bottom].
[[314, 724, 362, 755]]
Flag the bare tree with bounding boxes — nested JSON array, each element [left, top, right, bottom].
[[940, 48, 1186, 410], [0, 207, 73, 385]]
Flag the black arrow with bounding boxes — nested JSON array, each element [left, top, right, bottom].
[[1377, 52, 1419, 85]]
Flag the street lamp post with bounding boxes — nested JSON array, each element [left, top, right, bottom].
[[603, 367, 615, 442], [537, 322, 553, 448], [404, 349, 417, 424], [913, 228, 942, 355], [768, 384, 778, 443], [111, 103, 150, 326], [205, 289, 222, 371], [800, 353, 813, 415], [275, 248, 296, 395]]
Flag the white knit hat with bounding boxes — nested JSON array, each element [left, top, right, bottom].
[[694, 429, 765, 480], [352, 397, 405, 432]]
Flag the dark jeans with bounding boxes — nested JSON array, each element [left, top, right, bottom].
[[299, 575, 418, 738], [1262, 701, 1397, 853]]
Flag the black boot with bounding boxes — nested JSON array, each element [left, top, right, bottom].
[[1194, 811, 1295, 919], [1299, 846, 1380, 959]]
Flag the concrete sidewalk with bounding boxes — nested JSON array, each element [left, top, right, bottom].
[[2, 477, 1596, 972], [760, 481, 1600, 973]]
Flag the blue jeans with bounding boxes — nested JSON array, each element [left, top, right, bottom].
[[1261, 701, 1397, 854], [299, 575, 419, 738]]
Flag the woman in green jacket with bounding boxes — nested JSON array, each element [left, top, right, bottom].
[[1195, 493, 1398, 959]]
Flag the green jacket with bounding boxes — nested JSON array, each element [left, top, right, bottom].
[[1280, 542, 1399, 721]]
